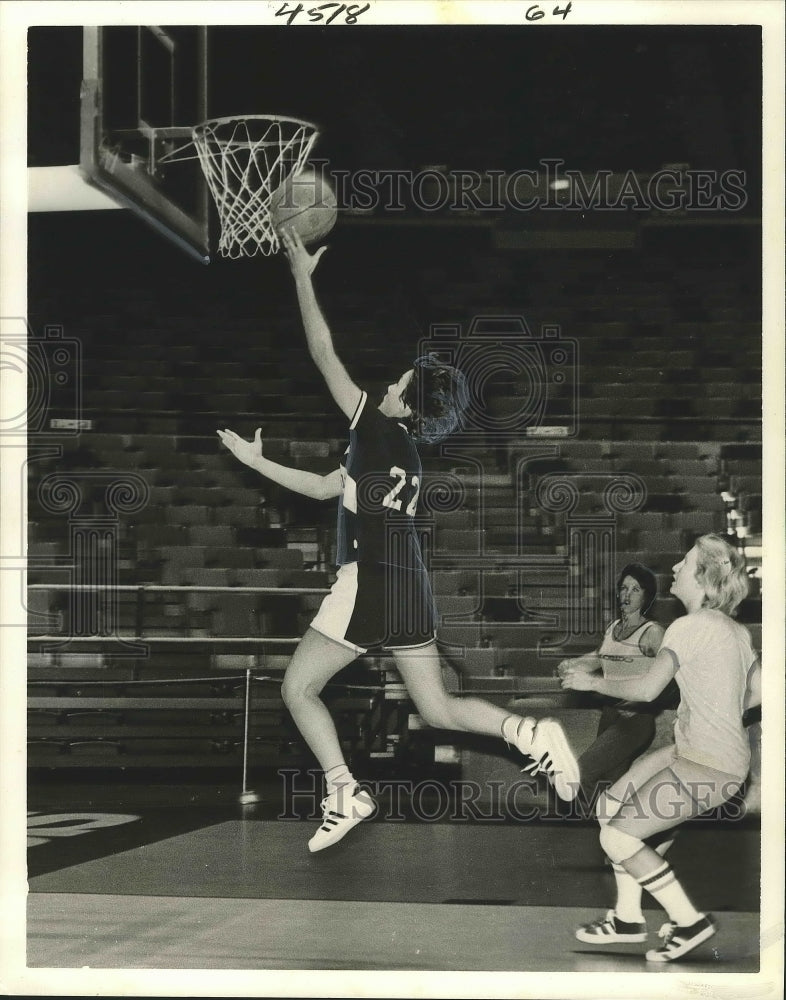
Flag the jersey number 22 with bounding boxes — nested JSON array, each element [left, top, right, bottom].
[[382, 466, 420, 516]]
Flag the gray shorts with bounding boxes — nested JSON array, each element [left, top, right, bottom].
[[605, 743, 743, 840]]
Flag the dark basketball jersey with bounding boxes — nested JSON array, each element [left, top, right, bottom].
[[336, 390, 423, 568]]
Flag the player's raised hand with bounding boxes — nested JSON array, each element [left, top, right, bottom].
[[280, 227, 328, 279], [217, 427, 263, 469]]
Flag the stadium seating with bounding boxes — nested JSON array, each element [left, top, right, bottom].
[[27, 240, 762, 770]]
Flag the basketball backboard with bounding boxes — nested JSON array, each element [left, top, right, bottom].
[[79, 26, 210, 263]]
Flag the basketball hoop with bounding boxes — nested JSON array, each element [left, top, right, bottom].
[[192, 115, 319, 258]]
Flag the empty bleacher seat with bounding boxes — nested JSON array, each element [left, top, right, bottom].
[[232, 567, 287, 587], [188, 525, 235, 547], [165, 505, 212, 526], [205, 546, 255, 569], [256, 547, 303, 569]]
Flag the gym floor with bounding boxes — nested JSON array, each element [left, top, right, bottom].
[[27, 774, 760, 973]]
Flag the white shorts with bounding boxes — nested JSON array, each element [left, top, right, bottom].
[[310, 561, 437, 654]]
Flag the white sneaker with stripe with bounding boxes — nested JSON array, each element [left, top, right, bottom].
[[307, 785, 376, 853], [645, 915, 716, 962], [575, 909, 648, 944], [518, 717, 581, 802]]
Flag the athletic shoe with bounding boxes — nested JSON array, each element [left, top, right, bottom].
[[520, 717, 580, 801], [576, 909, 648, 944], [645, 915, 716, 962], [307, 784, 376, 853]]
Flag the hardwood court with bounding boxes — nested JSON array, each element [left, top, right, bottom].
[[27, 783, 760, 973]]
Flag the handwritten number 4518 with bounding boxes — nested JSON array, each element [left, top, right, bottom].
[[276, 2, 370, 25]]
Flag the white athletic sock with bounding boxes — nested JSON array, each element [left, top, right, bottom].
[[637, 861, 701, 927], [501, 714, 531, 750], [325, 764, 355, 794], [612, 839, 673, 923], [612, 863, 645, 923]]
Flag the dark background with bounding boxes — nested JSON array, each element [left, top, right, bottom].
[[27, 23, 762, 343], [29, 25, 761, 176]]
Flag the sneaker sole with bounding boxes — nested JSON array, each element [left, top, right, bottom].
[[536, 718, 581, 801], [576, 929, 647, 944], [645, 920, 716, 962]]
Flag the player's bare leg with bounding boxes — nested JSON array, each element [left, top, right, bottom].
[[281, 628, 376, 852], [392, 642, 579, 800]]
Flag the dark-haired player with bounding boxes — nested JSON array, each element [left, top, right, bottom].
[[218, 229, 579, 852]]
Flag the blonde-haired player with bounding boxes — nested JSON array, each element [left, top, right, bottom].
[[562, 533, 761, 962]]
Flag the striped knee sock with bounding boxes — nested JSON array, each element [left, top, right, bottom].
[[612, 837, 674, 923], [637, 861, 701, 927]]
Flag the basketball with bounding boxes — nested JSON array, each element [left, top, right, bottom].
[[269, 167, 338, 245]]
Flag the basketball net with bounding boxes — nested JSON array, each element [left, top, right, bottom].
[[192, 115, 318, 258]]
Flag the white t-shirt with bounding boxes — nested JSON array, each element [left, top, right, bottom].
[[661, 608, 757, 779]]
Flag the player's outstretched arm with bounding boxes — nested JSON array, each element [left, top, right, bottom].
[[280, 228, 362, 420], [556, 653, 603, 676], [217, 428, 343, 500], [562, 646, 677, 701]]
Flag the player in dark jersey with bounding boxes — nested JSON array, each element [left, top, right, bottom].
[[218, 228, 580, 852]]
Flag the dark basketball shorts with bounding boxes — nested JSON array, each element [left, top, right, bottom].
[[309, 561, 437, 654]]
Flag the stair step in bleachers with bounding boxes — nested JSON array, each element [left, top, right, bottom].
[[165, 505, 212, 526], [219, 506, 264, 528], [148, 485, 178, 506], [205, 546, 256, 569], [641, 493, 686, 514], [175, 487, 232, 507], [133, 525, 187, 547], [613, 551, 685, 574], [481, 508, 533, 529], [230, 568, 289, 587], [728, 475, 761, 494], [671, 475, 724, 495], [673, 511, 725, 535], [665, 457, 718, 476], [183, 568, 231, 587], [212, 486, 265, 506], [188, 525, 235, 546], [255, 547, 304, 569], [460, 486, 517, 510], [628, 529, 687, 551], [30, 236, 763, 772], [436, 595, 483, 618], [157, 545, 206, 567]]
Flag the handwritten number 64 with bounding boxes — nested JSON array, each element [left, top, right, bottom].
[[526, 3, 573, 20]]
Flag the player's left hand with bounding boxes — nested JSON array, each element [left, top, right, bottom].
[[560, 667, 599, 692], [217, 427, 263, 469], [280, 227, 327, 278]]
